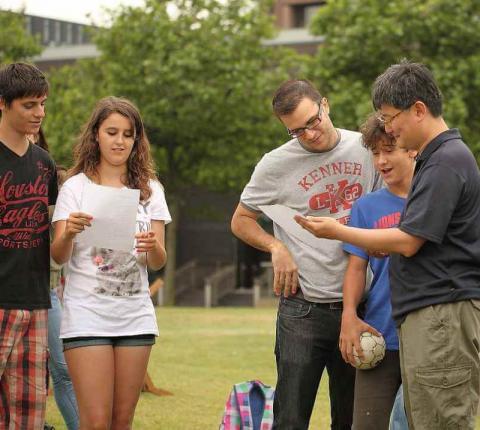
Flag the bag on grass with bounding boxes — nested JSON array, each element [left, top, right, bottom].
[[219, 379, 275, 430]]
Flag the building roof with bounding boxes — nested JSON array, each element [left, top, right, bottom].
[[33, 44, 99, 62], [263, 28, 324, 47]]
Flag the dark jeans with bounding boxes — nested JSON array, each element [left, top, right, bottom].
[[273, 293, 356, 430]]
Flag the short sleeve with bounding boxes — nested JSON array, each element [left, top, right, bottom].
[[52, 177, 82, 223], [240, 154, 279, 212], [343, 199, 368, 261], [149, 180, 171, 224], [400, 164, 463, 243]]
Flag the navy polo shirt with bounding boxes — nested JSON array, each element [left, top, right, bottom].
[[390, 129, 480, 326]]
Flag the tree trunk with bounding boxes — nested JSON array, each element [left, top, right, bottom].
[[163, 198, 178, 305]]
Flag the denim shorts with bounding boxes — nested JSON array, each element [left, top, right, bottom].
[[62, 334, 155, 351]]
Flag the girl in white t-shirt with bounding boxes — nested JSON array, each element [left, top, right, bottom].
[[51, 96, 171, 429]]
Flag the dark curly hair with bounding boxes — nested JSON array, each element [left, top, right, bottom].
[[69, 97, 157, 201], [360, 113, 395, 152]]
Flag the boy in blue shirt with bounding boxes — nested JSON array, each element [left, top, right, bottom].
[[339, 114, 414, 429]]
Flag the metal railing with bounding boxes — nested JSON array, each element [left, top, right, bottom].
[[174, 260, 199, 298], [204, 264, 236, 307]]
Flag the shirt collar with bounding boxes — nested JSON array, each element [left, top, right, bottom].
[[416, 128, 462, 163]]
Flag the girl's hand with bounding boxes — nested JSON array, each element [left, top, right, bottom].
[[135, 231, 158, 253], [64, 212, 93, 240]]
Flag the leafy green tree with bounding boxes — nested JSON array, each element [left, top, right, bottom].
[[96, 0, 305, 191], [0, 10, 42, 64], [309, 0, 480, 158], [45, 60, 108, 165], [0, 8, 43, 154], [46, 0, 307, 303]]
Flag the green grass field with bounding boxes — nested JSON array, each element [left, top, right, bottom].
[[46, 306, 480, 429]]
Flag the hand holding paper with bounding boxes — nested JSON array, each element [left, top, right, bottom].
[[135, 230, 157, 253], [76, 183, 140, 252], [258, 204, 335, 248], [294, 215, 341, 240], [64, 212, 93, 239]]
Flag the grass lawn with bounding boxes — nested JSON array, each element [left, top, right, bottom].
[[46, 306, 480, 429]]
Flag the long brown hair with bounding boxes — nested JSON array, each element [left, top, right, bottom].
[[69, 96, 156, 201], [34, 127, 49, 152]]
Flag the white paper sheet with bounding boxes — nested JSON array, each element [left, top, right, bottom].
[[76, 183, 140, 252], [258, 204, 330, 249]]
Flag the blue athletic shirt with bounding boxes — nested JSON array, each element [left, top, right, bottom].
[[343, 188, 405, 350]]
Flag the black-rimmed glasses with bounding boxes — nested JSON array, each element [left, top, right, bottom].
[[287, 104, 323, 139]]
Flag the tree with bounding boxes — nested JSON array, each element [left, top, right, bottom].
[[95, 0, 305, 190], [0, 10, 42, 64], [46, 0, 308, 304], [44, 60, 108, 165], [308, 0, 480, 158]]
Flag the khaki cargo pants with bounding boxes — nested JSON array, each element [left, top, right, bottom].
[[398, 300, 480, 430]]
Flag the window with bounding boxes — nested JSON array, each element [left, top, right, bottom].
[[43, 19, 50, 44], [54, 21, 61, 44], [66, 23, 73, 44], [77, 26, 84, 44], [25, 16, 32, 34], [292, 2, 323, 28], [304, 5, 321, 26]]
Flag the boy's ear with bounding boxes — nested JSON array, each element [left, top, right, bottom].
[[408, 149, 418, 159], [0, 97, 5, 110]]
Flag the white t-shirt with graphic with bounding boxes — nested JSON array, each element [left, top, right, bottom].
[[52, 173, 171, 338]]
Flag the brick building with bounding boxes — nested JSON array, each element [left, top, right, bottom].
[[266, 0, 325, 54]]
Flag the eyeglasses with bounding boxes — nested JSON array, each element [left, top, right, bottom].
[[287, 104, 323, 139], [377, 110, 404, 126]]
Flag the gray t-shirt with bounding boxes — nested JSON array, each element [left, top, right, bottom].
[[240, 129, 379, 302]]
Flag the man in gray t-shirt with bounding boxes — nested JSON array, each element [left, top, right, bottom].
[[231, 80, 378, 429]]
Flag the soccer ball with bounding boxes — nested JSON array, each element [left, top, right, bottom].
[[352, 332, 386, 370]]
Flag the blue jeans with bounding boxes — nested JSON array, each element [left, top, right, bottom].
[[273, 294, 355, 430], [48, 290, 79, 430], [389, 385, 409, 429]]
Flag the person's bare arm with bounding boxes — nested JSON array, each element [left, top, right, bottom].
[[51, 212, 93, 264], [340, 255, 380, 366], [295, 216, 425, 257], [136, 220, 167, 271], [231, 204, 298, 297]]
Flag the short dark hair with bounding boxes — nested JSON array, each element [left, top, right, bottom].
[[272, 79, 322, 116], [372, 61, 442, 117], [0, 63, 49, 107], [360, 113, 395, 151]]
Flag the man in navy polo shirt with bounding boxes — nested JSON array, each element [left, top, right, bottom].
[[295, 61, 480, 430]]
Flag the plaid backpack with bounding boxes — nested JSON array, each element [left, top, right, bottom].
[[220, 380, 275, 430]]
